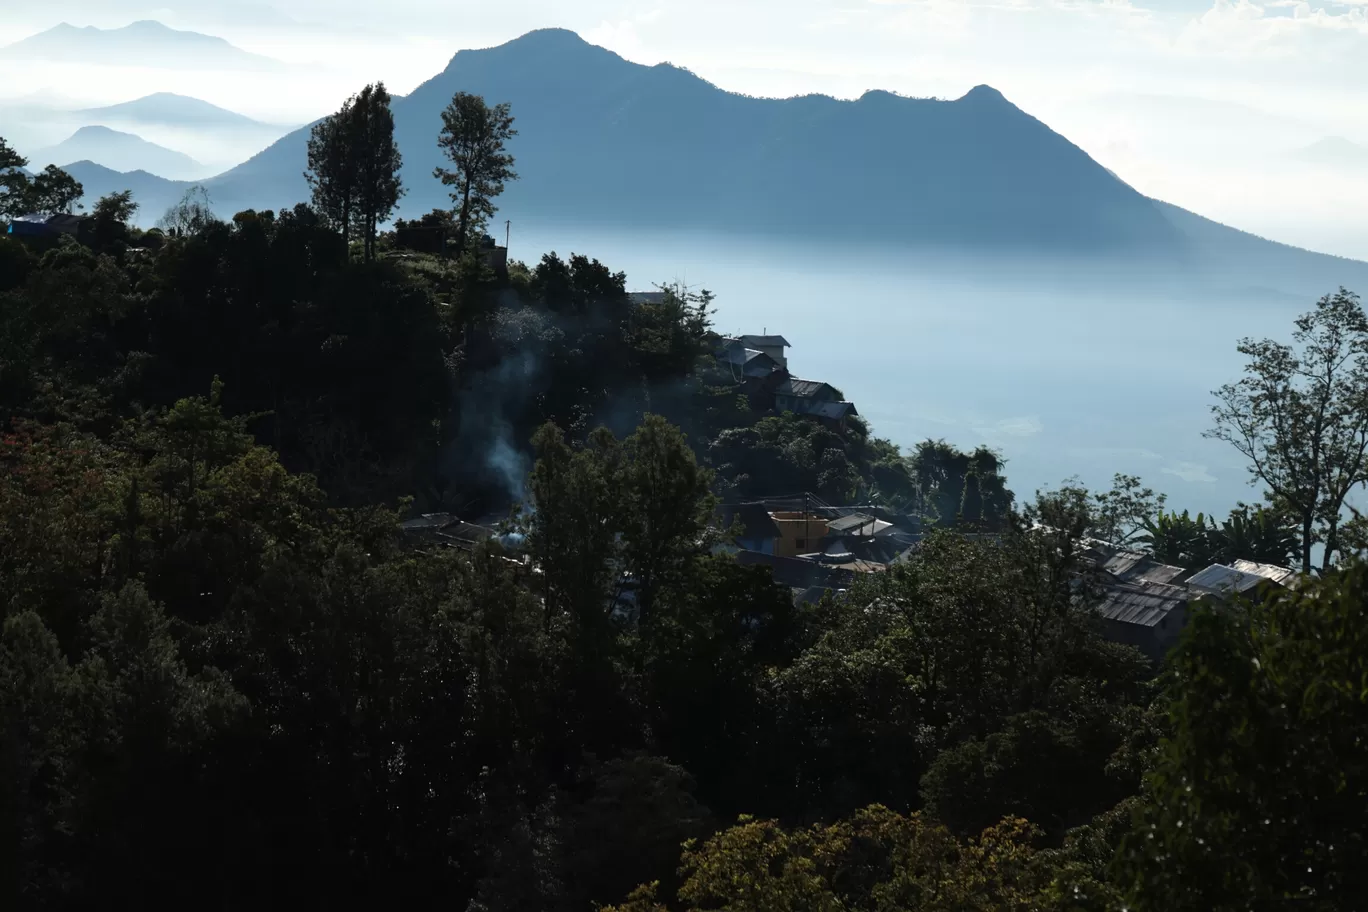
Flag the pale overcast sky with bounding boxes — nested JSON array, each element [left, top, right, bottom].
[[3, 0, 1367, 257]]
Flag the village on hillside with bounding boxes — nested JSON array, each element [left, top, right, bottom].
[[401, 324, 1302, 664]]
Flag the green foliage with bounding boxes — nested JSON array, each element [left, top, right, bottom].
[[1208, 288, 1368, 572], [1116, 563, 1368, 910], [1091, 473, 1167, 547], [603, 806, 1063, 912], [435, 92, 518, 253], [157, 185, 218, 237], [4, 122, 1361, 910], [26, 165, 85, 215], [909, 439, 1013, 528], [1140, 503, 1300, 570], [0, 143, 83, 219]]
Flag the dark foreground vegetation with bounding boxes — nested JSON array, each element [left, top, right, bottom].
[[3, 89, 1368, 912]]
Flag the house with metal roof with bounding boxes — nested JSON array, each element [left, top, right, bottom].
[[1081, 544, 1188, 586], [716, 340, 783, 379], [7, 212, 93, 243], [1230, 559, 1302, 589], [737, 334, 790, 368], [1186, 563, 1284, 599], [1095, 579, 1191, 660], [774, 377, 860, 429], [827, 513, 894, 537]]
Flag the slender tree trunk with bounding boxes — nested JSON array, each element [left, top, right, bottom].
[[1323, 519, 1340, 573], [1303, 515, 1314, 574], [456, 173, 473, 254]]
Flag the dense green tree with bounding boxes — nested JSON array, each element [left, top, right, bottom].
[[617, 414, 718, 620], [349, 82, 404, 262], [1208, 288, 1368, 572], [1116, 563, 1368, 911], [909, 440, 1013, 528], [435, 92, 518, 254], [1138, 509, 1219, 569], [90, 190, 139, 250], [306, 93, 358, 244], [603, 807, 1062, 912], [0, 137, 30, 218], [25, 165, 84, 215]]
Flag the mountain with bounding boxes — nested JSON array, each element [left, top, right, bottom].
[[0, 20, 280, 69], [75, 93, 273, 130], [198, 29, 1182, 255], [1290, 137, 1368, 169], [34, 126, 204, 180], [64, 28, 1368, 295], [62, 161, 192, 214]]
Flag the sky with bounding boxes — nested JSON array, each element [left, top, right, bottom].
[[1, 0, 1367, 257]]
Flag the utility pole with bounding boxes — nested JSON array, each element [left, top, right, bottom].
[[505, 219, 510, 252]]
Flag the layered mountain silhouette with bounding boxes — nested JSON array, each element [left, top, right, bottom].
[[63, 28, 1368, 293], [34, 126, 204, 180], [0, 20, 280, 69], [1291, 137, 1368, 169], [76, 93, 274, 131]]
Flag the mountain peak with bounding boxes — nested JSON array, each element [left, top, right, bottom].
[[71, 125, 130, 138], [961, 84, 1009, 104], [507, 28, 593, 48]]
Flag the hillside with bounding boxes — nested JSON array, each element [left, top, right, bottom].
[[0, 20, 280, 69], [61, 28, 1368, 295], [34, 126, 205, 180], [76, 93, 274, 130]]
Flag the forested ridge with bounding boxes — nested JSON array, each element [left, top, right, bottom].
[[3, 92, 1368, 911]]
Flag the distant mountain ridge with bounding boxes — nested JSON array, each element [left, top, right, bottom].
[[1291, 136, 1368, 169], [0, 20, 280, 69], [60, 28, 1368, 295], [76, 93, 274, 130], [34, 126, 204, 180]]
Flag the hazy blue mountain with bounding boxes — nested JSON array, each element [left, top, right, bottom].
[[203, 29, 1180, 254], [34, 126, 204, 180], [0, 20, 280, 69], [1291, 136, 1368, 169], [75, 92, 274, 130], [61, 161, 191, 214], [63, 28, 1368, 294]]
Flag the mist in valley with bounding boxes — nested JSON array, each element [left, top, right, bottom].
[[508, 220, 1339, 518]]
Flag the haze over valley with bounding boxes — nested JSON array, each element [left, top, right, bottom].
[[3, 3, 1365, 518]]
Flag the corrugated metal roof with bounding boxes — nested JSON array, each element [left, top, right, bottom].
[[1081, 545, 1188, 586], [828, 513, 877, 533], [740, 334, 791, 348], [776, 378, 837, 400], [1230, 559, 1300, 587], [1097, 580, 1189, 627], [1186, 563, 1269, 595]]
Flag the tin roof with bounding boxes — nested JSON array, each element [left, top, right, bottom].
[[1230, 559, 1300, 588], [1186, 563, 1270, 595], [828, 513, 892, 535], [739, 334, 791, 348], [776, 378, 837, 400], [1080, 544, 1188, 586], [1097, 579, 1190, 627]]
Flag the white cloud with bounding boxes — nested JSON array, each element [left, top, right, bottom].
[[1163, 462, 1218, 483], [975, 417, 1045, 437]]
